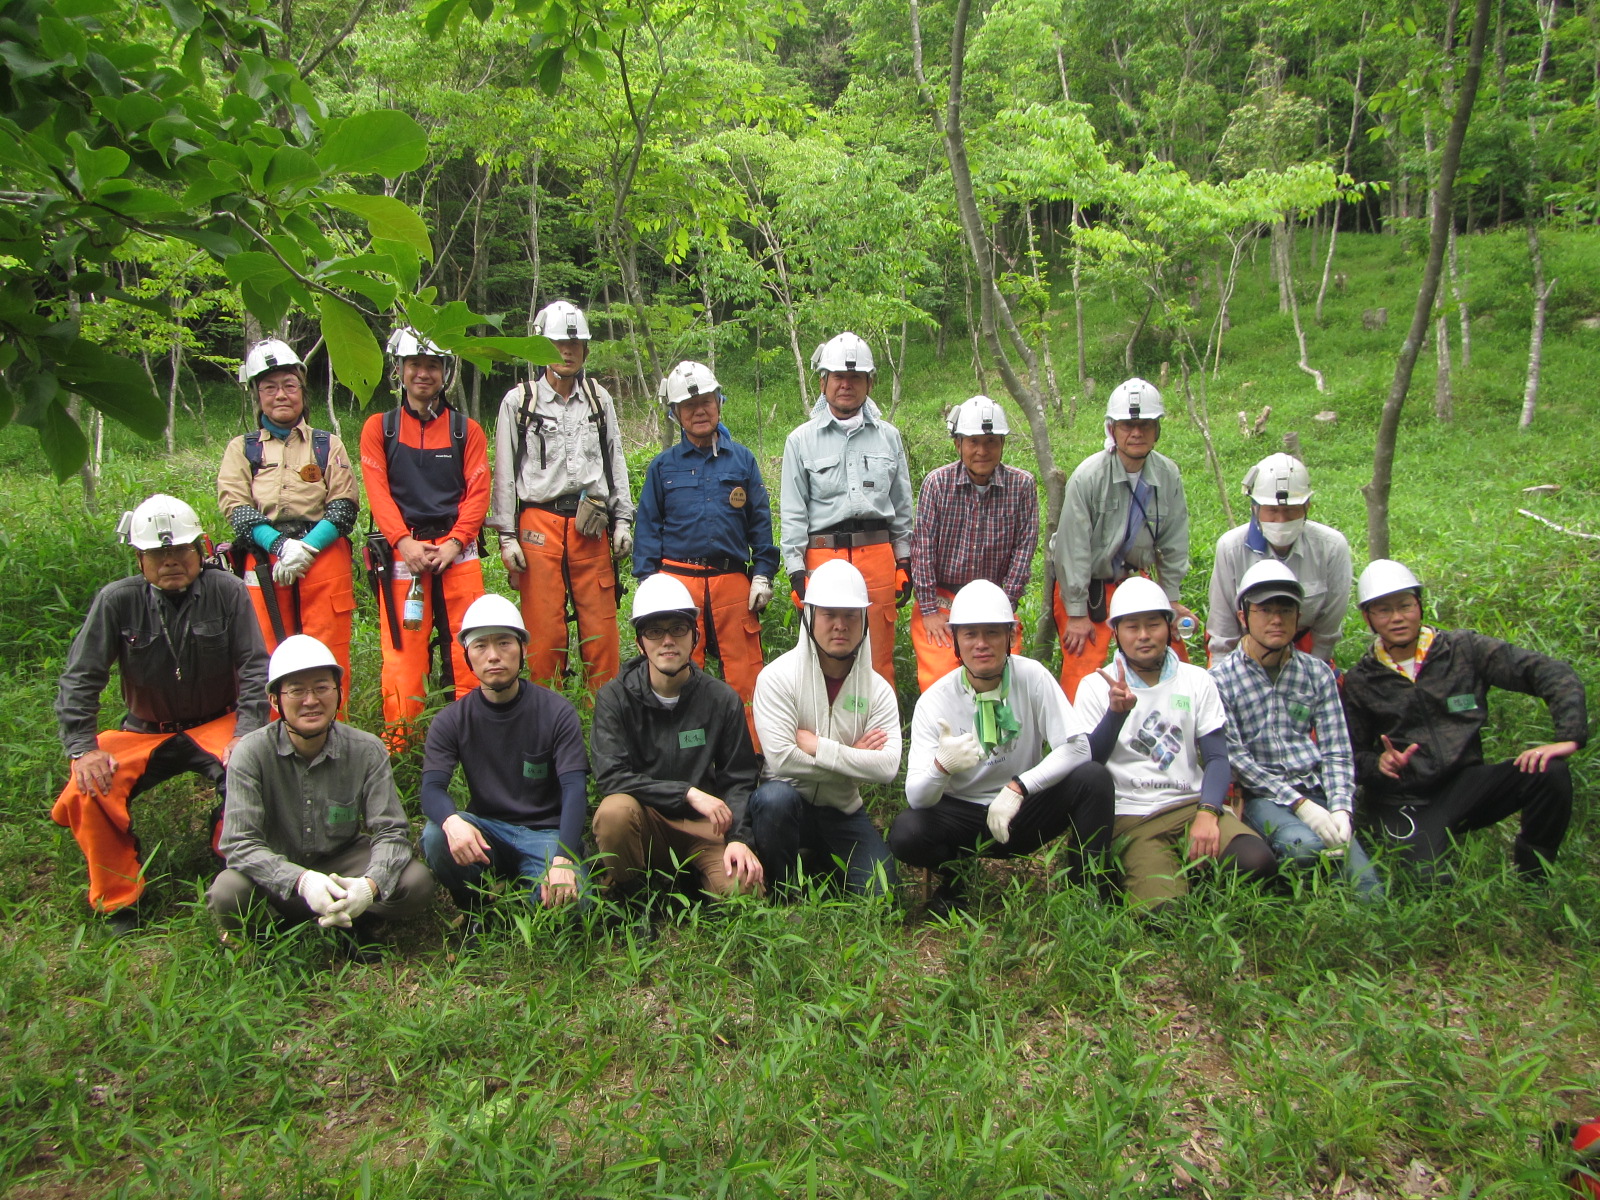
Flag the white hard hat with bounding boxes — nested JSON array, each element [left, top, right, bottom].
[[631, 573, 699, 626], [238, 338, 303, 385], [456, 593, 529, 648], [658, 361, 722, 411], [947, 579, 1015, 626], [1106, 377, 1164, 421], [387, 327, 455, 391], [1235, 559, 1304, 610], [810, 332, 875, 375], [386, 327, 448, 359], [947, 395, 1010, 437], [1243, 453, 1313, 506], [1107, 577, 1174, 625], [268, 634, 342, 691], [117, 494, 205, 550], [803, 559, 871, 608], [532, 301, 592, 341], [1356, 559, 1422, 608]]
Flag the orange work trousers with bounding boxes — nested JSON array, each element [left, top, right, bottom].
[[1052, 578, 1188, 701], [242, 540, 355, 703], [379, 553, 484, 738], [910, 588, 1024, 693], [50, 712, 238, 913], [661, 562, 765, 745], [804, 541, 899, 690], [515, 506, 620, 693]]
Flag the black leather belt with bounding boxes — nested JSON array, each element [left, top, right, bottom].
[[810, 529, 891, 550], [522, 494, 581, 517], [134, 703, 239, 735], [410, 523, 454, 540], [277, 519, 315, 539], [664, 556, 748, 576]]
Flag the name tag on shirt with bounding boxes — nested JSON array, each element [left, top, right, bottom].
[[842, 695, 867, 713], [1287, 701, 1311, 723], [327, 803, 357, 824], [523, 760, 549, 779], [1172, 695, 1191, 711], [1446, 693, 1479, 713], [679, 729, 706, 749]]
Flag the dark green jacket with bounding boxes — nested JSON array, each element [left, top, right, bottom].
[[1342, 628, 1587, 801], [590, 657, 760, 844]]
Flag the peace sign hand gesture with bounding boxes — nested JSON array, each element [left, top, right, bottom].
[[1096, 660, 1136, 713]]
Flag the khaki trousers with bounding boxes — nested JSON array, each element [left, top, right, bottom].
[[593, 793, 758, 899], [1114, 801, 1258, 906]]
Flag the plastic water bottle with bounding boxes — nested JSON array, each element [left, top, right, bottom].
[[1175, 614, 1199, 641], [403, 576, 424, 630]]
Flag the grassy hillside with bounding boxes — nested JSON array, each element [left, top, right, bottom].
[[0, 232, 1596, 1197]]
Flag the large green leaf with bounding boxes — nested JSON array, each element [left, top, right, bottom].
[[325, 194, 433, 262], [56, 342, 167, 438], [318, 295, 382, 400], [40, 398, 90, 482], [223, 251, 292, 289], [264, 145, 322, 193], [316, 111, 427, 179]]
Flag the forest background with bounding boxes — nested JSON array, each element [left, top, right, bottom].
[[2, 0, 1600, 1194]]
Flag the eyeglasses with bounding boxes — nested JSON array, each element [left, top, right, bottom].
[[139, 544, 198, 562], [639, 622, 694, 642], [280, 682, 338, 701], [1367, 596, 1420, 619], [257, 381, 303, 397]]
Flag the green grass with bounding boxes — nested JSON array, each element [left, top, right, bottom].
[[1, 232, 1598, 1197]]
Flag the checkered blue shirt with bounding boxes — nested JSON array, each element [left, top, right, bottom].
[[1209, 646, 1355, 811]]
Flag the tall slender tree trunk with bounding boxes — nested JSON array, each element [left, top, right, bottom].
[[1449, 227, 1470, 366], [1024, 203, 1065, 414], [1518, 222, 1555, 428], [525, 153, 543, 337], [1364, 0, 1492, 559], [1070, 201, 1087, 422]]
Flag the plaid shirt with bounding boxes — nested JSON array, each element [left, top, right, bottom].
[[1209, 646, 1355, 811], [909, 461, 1038, 615]]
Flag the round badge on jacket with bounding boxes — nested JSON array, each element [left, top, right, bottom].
[[729, 487, 747, 509], [300, 464, 324, 483]]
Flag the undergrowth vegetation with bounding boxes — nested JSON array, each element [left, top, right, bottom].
[[1, 234, 1596, 1197]]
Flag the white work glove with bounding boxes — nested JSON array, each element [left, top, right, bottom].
[[935, 719, 983, 775], [1295, 798, 1342, 847], [500, 536, 526, 573], [296, 870, 348, 919], [612, 524, 633, 557], [986, 785, 1024, 844], [1326, 809, 1354, 848], [748, 575, 774, 613], [272, 538, 317, 585], [319, 874, 375, 927]]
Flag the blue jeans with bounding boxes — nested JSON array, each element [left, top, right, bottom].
[[421, 814, 589, 910], [1243, 796, 1383, 900], [748, 781, 897, 897]]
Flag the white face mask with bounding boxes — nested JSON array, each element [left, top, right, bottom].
[[1260, 518, 1305, 549]]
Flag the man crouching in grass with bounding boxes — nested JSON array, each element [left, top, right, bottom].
[[889, 579, 1113, 919], [207, 635, 433, 955]]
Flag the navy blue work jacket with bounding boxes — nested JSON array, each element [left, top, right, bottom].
[[633, 425, 779, 578]]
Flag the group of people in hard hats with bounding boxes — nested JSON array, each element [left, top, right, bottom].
[[49, 313, 1586, 941]]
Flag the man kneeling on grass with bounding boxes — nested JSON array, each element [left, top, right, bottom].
[[591, 574, 765, 909], [1074, 578, 1277, 909], [889, 580, 1113, 918], [1342, 559, 1587, 883], [208, 636, 433, 952], [1211, 561, 1382, 898], [420, 594, 590, 938], [748, 560, 900, 897]]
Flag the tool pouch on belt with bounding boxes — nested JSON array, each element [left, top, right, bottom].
[[213, 541, 247, 578], [363, 530, 395, 597], [575, 494, 610, 540], [1087, 578, 1110, 624]]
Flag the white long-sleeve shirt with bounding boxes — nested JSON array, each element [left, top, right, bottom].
[[905, 655, 1090, 809], [752, 628, 901, 814]]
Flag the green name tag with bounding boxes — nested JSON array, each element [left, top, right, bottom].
[[327, 804, 356, 825], [1172, 695, 1191, 711], [679, 728, 706, 749], [842, 694, 868, 713], [1446, 693, 1479, 713], [1287, 701, 1311, 723], [523, 761, 549, 780]]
